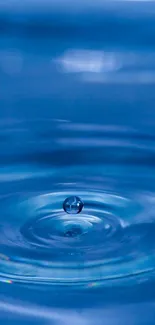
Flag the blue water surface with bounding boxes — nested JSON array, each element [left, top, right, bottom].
[[0, 1, 155, 324]]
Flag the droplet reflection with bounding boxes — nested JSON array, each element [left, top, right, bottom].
[[63, 196, 84, 214]]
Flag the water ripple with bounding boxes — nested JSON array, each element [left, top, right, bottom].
[[0, 120, 155, 290]]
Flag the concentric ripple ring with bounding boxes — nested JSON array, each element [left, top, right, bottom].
[[0, 189, 154, 287]]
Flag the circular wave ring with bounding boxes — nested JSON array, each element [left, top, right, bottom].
[[0, 190, 154, 287]]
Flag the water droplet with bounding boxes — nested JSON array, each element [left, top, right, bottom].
[[63, 196, 84, 214]]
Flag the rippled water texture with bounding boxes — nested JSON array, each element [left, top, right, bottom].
[[1, 1, 155, 325]]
